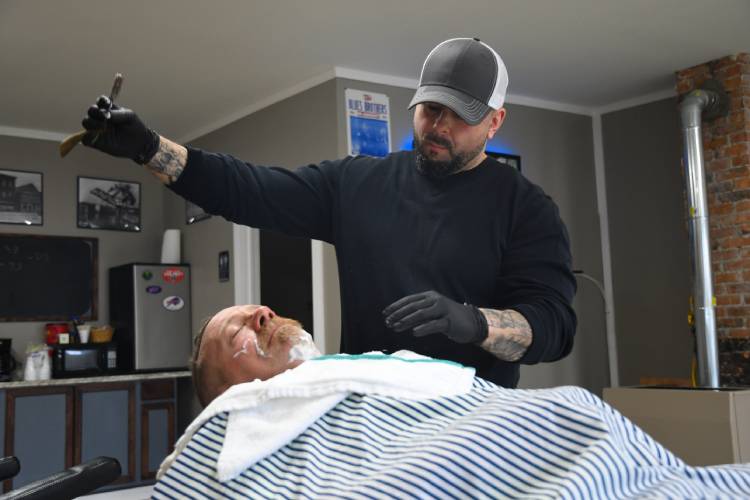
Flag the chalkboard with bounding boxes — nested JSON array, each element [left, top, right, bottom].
[[0, 234, 98, 321]]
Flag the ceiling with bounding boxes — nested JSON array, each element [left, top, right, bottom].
[[2, 0, 749, 142]]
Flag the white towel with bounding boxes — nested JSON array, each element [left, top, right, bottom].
[[157, 350, 475, 482]]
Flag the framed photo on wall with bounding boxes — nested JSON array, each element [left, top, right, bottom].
[[186, 200, 211, 224], [77, 176, 141, 232], [487, 151, 522, 172], [0, 168, 43, 226]]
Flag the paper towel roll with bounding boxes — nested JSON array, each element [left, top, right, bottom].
[[161, 229, 181, 264]]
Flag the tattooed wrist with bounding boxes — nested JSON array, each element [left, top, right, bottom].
[[478, 308, 532, 362], [145, 137, 187, 185]]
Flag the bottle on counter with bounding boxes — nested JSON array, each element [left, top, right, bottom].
[[69, 317, 82, 344]]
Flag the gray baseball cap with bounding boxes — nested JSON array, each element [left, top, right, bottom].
[[409, 38, 509, 125]]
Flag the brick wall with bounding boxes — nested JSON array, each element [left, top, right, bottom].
[[676, 54, 750, 386]]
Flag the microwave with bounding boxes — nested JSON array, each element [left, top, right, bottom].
[[52, 343, 118, 378]]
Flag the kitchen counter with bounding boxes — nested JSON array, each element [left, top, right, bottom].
[[0, 370, 191, 389], [1, 369, 190, 488]]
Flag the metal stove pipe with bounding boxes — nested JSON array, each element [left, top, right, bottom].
[[679, 80, 728, 388]]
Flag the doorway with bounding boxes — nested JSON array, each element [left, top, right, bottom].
[[259, 230, 314, 337]]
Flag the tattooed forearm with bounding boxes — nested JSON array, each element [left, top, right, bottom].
[[145, 137, 187, 185], [478, 308, 532, 362]]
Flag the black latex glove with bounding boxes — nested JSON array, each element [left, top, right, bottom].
[[383, 290, 488, 344], [81, 95, 160, 164]]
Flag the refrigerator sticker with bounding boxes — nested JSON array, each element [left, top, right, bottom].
[[142, 270, 153, 280], [163, 295, 184, 311], [146, 285, 162, 294], [162, 268, 185, 283]]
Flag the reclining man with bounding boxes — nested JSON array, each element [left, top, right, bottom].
[[190, 304, 320, 407], [156, 304, 750, 499]]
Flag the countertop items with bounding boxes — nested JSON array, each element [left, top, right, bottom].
[[0, 370, 190, 389]]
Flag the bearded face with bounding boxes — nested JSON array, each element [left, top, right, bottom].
[[411, 103, 497, 180], [413, 131, 486, 180]]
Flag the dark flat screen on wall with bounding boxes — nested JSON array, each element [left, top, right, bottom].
[[0, 234, 98, 321]]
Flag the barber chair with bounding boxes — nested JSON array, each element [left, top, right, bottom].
[[0, 456, 120, 500]]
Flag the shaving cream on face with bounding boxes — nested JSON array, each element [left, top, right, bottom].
[[232, 325, 318, 363], [232, 329, 269, 359], [252, 335, 268, 358], [232, 338, 250, 359], [288, 329, 321, 362]]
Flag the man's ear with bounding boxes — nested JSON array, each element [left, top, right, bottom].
[[486, 108, 506, 140]]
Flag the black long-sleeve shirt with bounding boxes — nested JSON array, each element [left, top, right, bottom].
[[170, 148, 577, 387]]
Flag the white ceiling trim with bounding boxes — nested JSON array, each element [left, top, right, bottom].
[[504, 95, 593, 116], [595, 88, 676, 115], [0, 126, 67, 142], [334, 67, 419, 89], [178, 68, 339, 143]]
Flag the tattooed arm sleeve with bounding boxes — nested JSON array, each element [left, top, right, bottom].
[[145, 136, 187, 185], [477, 308, 532, 362]]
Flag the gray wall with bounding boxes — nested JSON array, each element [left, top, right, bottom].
[[0, 135, 165, 364], [502, 105, 607, 393], [177, 79, 340, 341], [333, 79, 607, 393], [601, 97, 692, 386], [162, 188, 233, 340]]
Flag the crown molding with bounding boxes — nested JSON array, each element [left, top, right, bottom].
[[504, 94, 593, 116], [178, 68, 338, 143], [334, 67, 419, 89], [0, 126, 67, 142], [593, 88, 676, 116]]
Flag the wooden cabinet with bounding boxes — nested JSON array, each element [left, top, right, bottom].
[[140, 379, 175, 480], [0, 376, 181, 493], [3, 387, 74, 492], [75, 383, 135, 485]]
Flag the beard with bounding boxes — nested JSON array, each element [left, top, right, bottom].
[[270, 320, 321, 362], [414, 132, 485, 180]]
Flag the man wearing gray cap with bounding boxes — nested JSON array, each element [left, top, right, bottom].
[[81, 37, 576, 388]]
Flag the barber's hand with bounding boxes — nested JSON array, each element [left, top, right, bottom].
[[81, 95, 160, 164], [383, 291, 488, 344]]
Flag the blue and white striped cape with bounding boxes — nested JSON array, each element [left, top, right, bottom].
[[154, 378, 750, 499]]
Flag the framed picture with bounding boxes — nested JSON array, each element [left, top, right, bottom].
[[487, 151, 522, 172], [186, 200, 211, 225], [77, 176, 141, 232], [0, 168, 43, 226]]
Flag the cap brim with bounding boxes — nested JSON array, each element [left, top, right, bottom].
[[408, 85, 492, 125]]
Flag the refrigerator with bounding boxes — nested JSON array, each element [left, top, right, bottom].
[[109, 263, 192, 372]]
